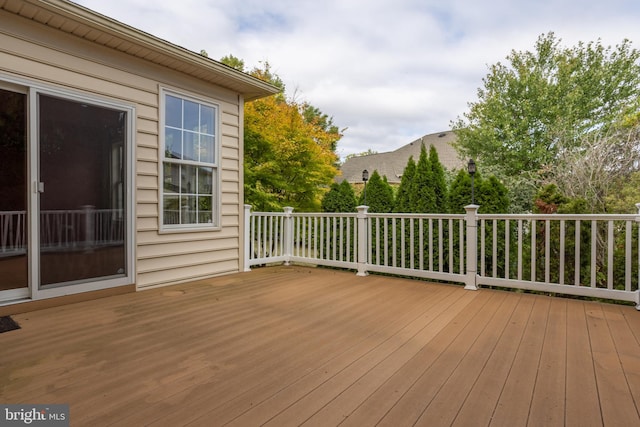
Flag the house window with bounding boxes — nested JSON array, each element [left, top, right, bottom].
[[161, 90, 218, 228]]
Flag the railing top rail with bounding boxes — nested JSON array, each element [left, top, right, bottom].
[[291, 212, 357, 218], [249, 212, 288, 217], [478, 213, 639, 221], [368, 213, 466, 220], [248, 210, 640, 221], [249, 212, 358, 219]]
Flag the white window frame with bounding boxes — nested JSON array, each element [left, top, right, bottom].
[[159, 87, 221, 231]]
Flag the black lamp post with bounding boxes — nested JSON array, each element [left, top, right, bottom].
[[362, 169, 369, 206], [468, 159, 476, 205]]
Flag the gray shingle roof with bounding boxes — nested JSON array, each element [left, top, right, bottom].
[[339, 130, 464, 184]]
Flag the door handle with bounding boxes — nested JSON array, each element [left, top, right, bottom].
[[35, 182, 44, 193]]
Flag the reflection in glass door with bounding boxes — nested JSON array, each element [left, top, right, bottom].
[[0, 88, 28, 296], [38, 94, 127, 287]]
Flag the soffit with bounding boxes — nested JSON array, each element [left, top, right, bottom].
[[0, 0, 280, 100]]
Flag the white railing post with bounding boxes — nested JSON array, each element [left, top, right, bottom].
[[283, 207, 294, 266], [465, 204, 480, 290], [243, 204, 252, 272], [356, 205, 369, 276]]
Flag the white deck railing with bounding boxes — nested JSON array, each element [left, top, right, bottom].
[[245, 205, 640, 309], [0, 208, 124, 255]]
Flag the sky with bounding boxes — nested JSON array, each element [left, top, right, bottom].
[[75, 0, 640, 160]]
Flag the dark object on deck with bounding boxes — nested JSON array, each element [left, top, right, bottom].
[[0, 316, 20, 333]]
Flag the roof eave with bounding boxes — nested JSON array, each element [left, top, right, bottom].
[[8, 0, 280, 100]]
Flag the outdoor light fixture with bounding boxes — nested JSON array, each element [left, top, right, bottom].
[[362, 169, 369, 206], [468, 159, 476, 205]]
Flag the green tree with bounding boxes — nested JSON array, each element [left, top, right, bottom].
[[243, 95, 339, 211], [321, 180, 357, 212], [429, 144, 448, 213], [412, 144, 435, 212], [394, 156, 416, 212], [606, 171, 640, 214], [447, 169, 474, 214], [219, 54, 245, 71], [477, 175, 509, 214], [359, 170, 394, 213], [223, 58, 342, 211], [452, 32, 640, 210]]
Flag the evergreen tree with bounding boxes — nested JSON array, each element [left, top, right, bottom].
[[321, 180, 357, 212], [412, 144, 435, 212], [394, 156, 416, 212], [477, 175, 509, 213], [448, 168, 510, 214], [429, 144, 448, 213], [448, 169, 475, 214], [359, 170, 394, 213]]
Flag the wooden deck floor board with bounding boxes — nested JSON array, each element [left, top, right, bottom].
[[4, 270, 347, 403], [205, 285, 462, 427], [76, 271, 413, 424], [528, 297, 568, 427], [413, 292, 522, 426], [109, 273, 453, 426], [289, 291, 477, 427], [139, 276, 452, 427], [565, 299, 603, 427], [586, 304, 640, 426], [328, 291, 484, 427], [374, 291, 504, 426], [1, 266, 639, 427], [451, 293, 535, 427], [488, 296, 551, 427]]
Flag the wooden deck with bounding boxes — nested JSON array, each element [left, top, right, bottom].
[[1, 266, 639, 426]]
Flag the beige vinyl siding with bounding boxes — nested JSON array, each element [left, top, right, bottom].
[[1, 10, 245, 290]]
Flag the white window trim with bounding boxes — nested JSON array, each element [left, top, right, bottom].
[[159, 87, 221, 232]]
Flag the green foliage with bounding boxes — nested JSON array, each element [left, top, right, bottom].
[[429, 145, 448, 213], [393, 144, 449, 213], [606, 171, 640, 214], [453, 32, 640, 211], [477, 175, 509, 214], [412, 144, 436, 212], [394, 156, 415, 212], [321, 180, 357, 212], [448, 168, 509, 214], [227, 58, 341, 212], [533, 184, 567, 213], [359, 170, 394, 213], [219, 54, 244, 71], [448, 169, 474, 213]]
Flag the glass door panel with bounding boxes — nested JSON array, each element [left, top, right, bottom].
[[38, 94, 127, 287], [0, 88, 28, 293]]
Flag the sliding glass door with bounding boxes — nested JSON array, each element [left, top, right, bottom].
[[0, 85, 132, 302], [38, 94, 128, 288], [0, 87, 28, 296]]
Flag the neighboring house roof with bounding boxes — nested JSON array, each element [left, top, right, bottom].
[[1, 0, 280, 100], [339, 130, 464, 184]]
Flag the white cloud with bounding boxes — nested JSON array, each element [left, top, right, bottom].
[[75, 0, 640, 158]]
